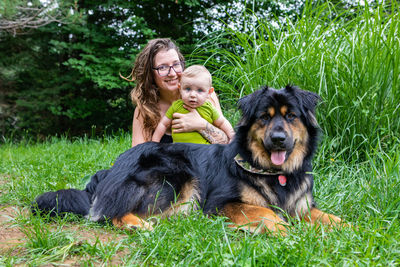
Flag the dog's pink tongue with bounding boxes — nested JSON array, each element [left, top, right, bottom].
[[271, 151, 286, 165]]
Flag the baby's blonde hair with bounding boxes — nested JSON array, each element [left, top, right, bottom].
[[181, 65, 212, 88]]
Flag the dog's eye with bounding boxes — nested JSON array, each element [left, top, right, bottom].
[[260, 113, 271, 122], [286, 112, 297, 121]]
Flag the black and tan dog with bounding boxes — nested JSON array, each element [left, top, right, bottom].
[[33, 85, 344, 233]]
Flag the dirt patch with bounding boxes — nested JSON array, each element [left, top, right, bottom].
[[0, 175, 25, 253], [0, 174, 131, 265], [0, 204, 131, 264], [0, 205, 26, 253]]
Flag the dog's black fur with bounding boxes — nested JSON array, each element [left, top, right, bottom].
[[34, 85, 340, 231]]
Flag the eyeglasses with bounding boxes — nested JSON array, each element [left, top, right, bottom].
[[153, 61, 185, 77]]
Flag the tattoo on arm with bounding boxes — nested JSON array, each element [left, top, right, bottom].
[[199, 122, 229, 144]]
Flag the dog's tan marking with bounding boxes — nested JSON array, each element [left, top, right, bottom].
[[255, 178, 279, 205], [223, 202, 288, 234], [294, 192, 313, 217], [240, 182, 269, 207], [248, 140, 270, 168], [302, 208, 343, 228], [268, 107, 275, 118], [282, 118, 309, 173], [285, 175, 313, 216], [161, 179, 200, 218], [247, 122, 272, 169], [112, 213, 153, 230], [280, 105, 288, 116]]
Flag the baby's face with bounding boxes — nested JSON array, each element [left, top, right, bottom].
[[179, 75, 211, 109]]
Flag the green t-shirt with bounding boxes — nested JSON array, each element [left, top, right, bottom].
[[165, 99, 220, 144]]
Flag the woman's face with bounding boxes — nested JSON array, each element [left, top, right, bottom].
[[153, 49, 182, 95]]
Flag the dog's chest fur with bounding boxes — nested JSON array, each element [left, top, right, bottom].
[[238, 172, 314, 217]]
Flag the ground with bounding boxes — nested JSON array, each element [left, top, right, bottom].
[[0, 174, 129, 265], [0, 205, 25, 254], [0, 176, 22, 254]]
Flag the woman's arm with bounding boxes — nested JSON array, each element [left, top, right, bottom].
[[131, 108, 147, 147], [199, 122, 230, 144], [213, 116, 235, 141], [199, 91, 230, 143]]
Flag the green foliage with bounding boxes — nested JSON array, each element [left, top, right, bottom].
[[0, 1, 150, 138], [0, 0, 240, 139], [194, 1, 400, 161], [0, 0, 312, 140]]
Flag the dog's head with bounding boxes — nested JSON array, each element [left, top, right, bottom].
[[236, 85, 321, 173]]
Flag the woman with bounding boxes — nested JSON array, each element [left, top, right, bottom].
[[126, 38, 230, 147]]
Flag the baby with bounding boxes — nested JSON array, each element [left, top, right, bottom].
[[152, 65, 235, 144]]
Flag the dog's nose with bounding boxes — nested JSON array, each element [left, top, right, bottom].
[[271, 132, 286, 144]]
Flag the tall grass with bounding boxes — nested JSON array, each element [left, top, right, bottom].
[[193, 1, 400, 161]]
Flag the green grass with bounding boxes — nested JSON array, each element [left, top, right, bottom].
[[0, 134, 399, 265]]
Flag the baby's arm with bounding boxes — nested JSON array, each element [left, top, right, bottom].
[[213, 116, 235, 142], [152, 116, 172, 142]]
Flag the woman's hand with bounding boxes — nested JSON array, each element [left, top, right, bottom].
[[172, 104, 229, 144], [171, 105, 207, 133]]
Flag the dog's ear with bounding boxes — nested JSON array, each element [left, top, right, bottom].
[[238, 86, 268, 123], [285, 85, 321, 127]]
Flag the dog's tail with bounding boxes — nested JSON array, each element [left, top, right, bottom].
[[31, 169, 109, 217]]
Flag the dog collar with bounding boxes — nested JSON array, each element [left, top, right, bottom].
[[234, 154, 283, 175], [234, 155, 287, 186]]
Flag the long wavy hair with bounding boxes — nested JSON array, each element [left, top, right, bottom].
[[123, 38, 184, 140]]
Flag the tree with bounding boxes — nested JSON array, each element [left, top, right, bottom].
[[0, 0, 78, 36], [1, 0, 227, 138], [2, 0, 332, 139]]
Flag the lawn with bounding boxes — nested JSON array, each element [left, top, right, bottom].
[[0, 133, 399, 266]]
